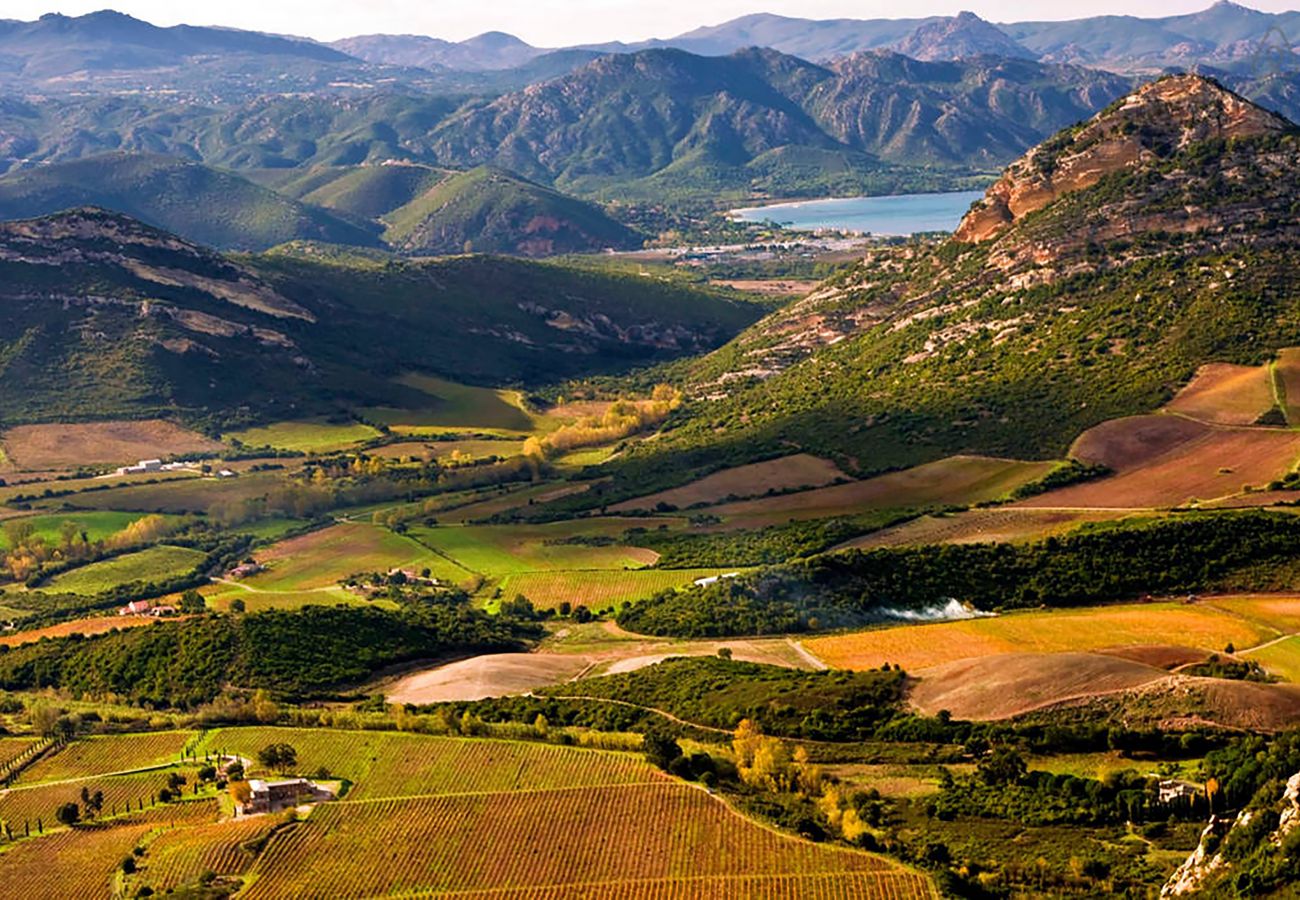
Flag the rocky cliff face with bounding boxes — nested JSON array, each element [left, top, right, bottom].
[[955, 74, 1292, 243]]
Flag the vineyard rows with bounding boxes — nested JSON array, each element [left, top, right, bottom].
[[0, 736, 48, 784], [138, 815, 272, 891], [241, 783, 896, 899], [16, 731, 191, 784], [395, 872, 939, 899], [0, 818, 155, 899], [199, 727, 663, 798]]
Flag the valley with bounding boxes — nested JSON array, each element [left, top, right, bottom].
[[4, 4, 1300, 898]]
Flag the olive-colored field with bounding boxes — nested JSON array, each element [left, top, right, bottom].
[[1164, 362, 1275, 425], [610, 454, 849, 512], [496, 568, 740, 611], [243, 523, 463, 591], [0, 511, 157, 549], [240, 784, 917, 900], [0, 614, 156, 647], [840, 508, 1130, 549], [361, 374, 536, 434], [0, 420, 222, 472], [405, 520, 659, 577], [1025, 420, 1300, 509], [705, 456, 1056, 527], [224, 419, 381, 453], [804, 601, 1274, 673], [44, 545, 205, 595]]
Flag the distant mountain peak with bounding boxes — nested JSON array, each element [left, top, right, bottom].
[[955, 73, 1293, 242], [892, 10, 1035, 61]]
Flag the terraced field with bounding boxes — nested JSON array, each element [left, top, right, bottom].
[[43, 546, 205, 595], [1275, 347, 1300, 426]]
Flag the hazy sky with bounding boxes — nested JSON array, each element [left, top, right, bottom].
[[8, 1, 1300, 45]]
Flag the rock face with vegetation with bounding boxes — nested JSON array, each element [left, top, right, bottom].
[[955, 74, 1294, 242]]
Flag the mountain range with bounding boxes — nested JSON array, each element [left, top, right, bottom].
[[333, 3, 1300, 76]]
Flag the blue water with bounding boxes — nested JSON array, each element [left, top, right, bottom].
[[731, 190, 985, 235]]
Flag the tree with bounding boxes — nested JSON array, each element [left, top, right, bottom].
[[258, 743, 297, 774], [228, 780, 252, 808], [643, 733, 683, 770], [179, 590, 206, 614], [979, 747, 1028, 786], [28, 702, 59, 737], [229, 598, 246, 613], [55, 802, 79, 827]]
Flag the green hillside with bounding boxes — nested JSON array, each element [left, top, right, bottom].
[[277, 164, 450, 220], [577, 75, 1300, 500], [0, 153, 381, 251], [382, 167, 642, 256], [0, 208, 761, 428]]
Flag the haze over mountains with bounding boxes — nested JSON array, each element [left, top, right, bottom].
[[1, 4, 1300, 254]]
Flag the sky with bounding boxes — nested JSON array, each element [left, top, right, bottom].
[[7, 0, 1300, 45]]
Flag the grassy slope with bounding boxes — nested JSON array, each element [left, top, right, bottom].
[[382, 166, 641, 256], [0, 153, 379, 251]]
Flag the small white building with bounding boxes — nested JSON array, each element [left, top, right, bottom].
[[693, 572, 740, 587], [119, 600, 152, 616], [241, 778, 335, 815]]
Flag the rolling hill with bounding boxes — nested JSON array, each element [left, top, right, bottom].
[[381, 167, 641, 256], [585, 74, 1300, 498], [0, 208, 761, 427], [0, 153, 381, 251]]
